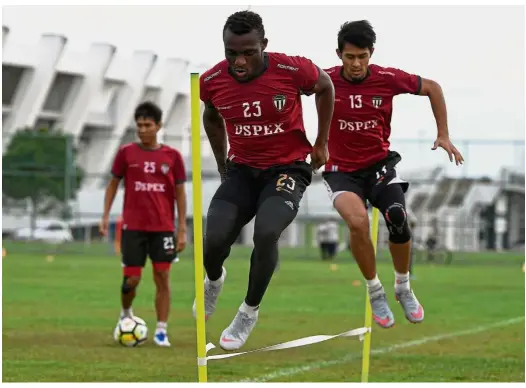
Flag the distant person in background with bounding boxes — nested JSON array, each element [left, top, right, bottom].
[[316, 219, 340, 260], [100, 101, 187, 347], [426, 218, 439, 262], [425, 218, 453, 264]]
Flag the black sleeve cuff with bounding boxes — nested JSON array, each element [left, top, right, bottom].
[[414, 76, 422, 95]]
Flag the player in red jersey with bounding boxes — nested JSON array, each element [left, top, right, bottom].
[[100, 102, 187, 347], [193, 10, 335, 350], [323, 21, 464, 328]]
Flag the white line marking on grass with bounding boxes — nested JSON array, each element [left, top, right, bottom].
[[238, 316, 525, 382]]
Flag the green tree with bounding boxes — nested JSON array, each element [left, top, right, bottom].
[[2, 128, 84, 236]]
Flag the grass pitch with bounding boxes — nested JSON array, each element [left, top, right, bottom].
[[2, 243, 524, 382]]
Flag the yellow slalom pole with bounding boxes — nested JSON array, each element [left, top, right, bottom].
[[361, 206, 381, 383], [190, 73, 208, 383]]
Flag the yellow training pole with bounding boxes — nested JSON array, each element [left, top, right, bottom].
[[361, 207, 381, 383], [190, 73, 208, 383]]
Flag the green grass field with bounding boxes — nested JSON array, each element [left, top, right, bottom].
[[2, 243, 525, 382]]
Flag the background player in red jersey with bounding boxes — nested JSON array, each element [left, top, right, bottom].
[[322, 20, 464, 329], [193, 10, 335, 351], [99, 102, 187, 347]]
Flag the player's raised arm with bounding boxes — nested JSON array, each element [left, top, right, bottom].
[[388, 64, 463, 166], [418, 78, 464, 165]]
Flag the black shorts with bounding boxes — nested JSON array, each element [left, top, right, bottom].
[[426, 236, 438, 251], [121, 230, 177, 268], [320, 242, 338, 257], [322, 151, 409, 208], [212, 160, 313, 216]]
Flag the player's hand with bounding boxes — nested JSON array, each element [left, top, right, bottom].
[[99, 216, 109, 236], [432, 135, 464, 166], [176, 229, 187, 253], [310, 141, 329, 172]]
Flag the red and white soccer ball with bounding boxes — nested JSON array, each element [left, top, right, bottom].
[[114, 316, 148, 347]]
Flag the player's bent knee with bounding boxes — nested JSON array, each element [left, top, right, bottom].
[[334, 192, 369, 235], [205, 199, 240, 249], [388, 225, 411, 244], [253, 225, 282, 247], [253, 214, 284, 246], [253, 196, 297, 246], [384, 203, 411, 244], [121, 275, 141, 294], [348, 214, 370, 237], [122, 266, 142, 293], [384, 202, 407, 227]]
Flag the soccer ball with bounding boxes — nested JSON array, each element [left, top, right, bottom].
[[114, 316, 148, 347]]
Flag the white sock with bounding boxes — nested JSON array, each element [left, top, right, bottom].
[[208, 268, 225, 286], [366, 275, 383, 296], [240, 301, 259, 318], [156, 321, 168, 332], [394, 271, 410, 292], [121, 308, 133, 318]]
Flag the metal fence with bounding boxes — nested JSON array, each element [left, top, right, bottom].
[[3, 133, 524, 257], [3, 178, 524, 253]]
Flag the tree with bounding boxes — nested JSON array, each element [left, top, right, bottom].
[[2, 128, 84, 236]]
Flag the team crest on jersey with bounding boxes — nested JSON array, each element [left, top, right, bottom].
[[273, 95, 287, 112], [161, 163, 170, 174], [372, 96, 383, 108]]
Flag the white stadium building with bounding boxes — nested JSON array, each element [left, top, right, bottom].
[[2, 27, 215, 188], [2, 27, 524, 252]]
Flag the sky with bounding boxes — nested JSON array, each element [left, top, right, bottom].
[[2, 4, 525, 176]]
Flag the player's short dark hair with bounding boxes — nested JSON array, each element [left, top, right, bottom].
[[337, 20, 376, 52], [134, 101, 162, 124], [223, 10, 265, 40]]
